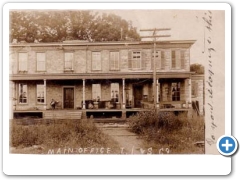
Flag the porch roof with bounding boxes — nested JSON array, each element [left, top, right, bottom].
[[10, 72, 193, 81]]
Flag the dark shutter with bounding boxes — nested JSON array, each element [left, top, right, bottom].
[[180, 50, 185, 69], [128, 50, 132, 69]]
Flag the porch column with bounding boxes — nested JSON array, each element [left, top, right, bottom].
[[188, 78, 192, 107], [13, 81, 16, 111], [43, 79, 47, 110], [156, 79, 159, 108], [82, 79, 86, 109], [122, 78, 126, 109], [10, 81, 15, 119]]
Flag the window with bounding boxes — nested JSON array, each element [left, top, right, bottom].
[[171, 82, 180, 101], [19, 84, 27, 103], [129, 51, 141, 69], [37, 84, 44, 103], [110, 52, 119, 70], [92, 84, 101, 101], [92, 52, 101, 70], [110, 83, 119, 102], [64, 52, 74, 70], [152, 50, 165, 69], [37, 53, 46, 71], [18, 53, 28, 71], [172, 50, 186, 69]]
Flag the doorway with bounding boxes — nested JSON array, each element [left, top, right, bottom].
[[63, 87, 74, 109], [133, 85, 143, 108]]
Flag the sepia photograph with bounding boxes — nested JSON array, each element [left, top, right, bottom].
[[2, 1, 233, 176], [8, 7, 226, 156]]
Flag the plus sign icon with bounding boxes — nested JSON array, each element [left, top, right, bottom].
[[217, 135, 238, 156]]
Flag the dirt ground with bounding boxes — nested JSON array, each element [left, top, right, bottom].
[[96, 123, 152, 154]]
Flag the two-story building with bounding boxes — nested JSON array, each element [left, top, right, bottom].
[[9, 40, 204, 120]]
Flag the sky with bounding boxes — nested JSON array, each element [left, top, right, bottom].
[[97, 10, 225, 66]]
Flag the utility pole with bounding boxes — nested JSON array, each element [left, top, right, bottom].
[[140, 28, 171, 109]]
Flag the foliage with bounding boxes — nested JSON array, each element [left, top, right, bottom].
[[128, 110, 205, 154], [190, 63, 205, 74], [10, 119, 120, 153], [10, 10, 140, 43], [129, 111, 183, 135]]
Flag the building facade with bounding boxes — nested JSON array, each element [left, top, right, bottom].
[[9, 40, 204, 119]]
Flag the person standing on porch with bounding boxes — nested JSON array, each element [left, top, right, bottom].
[[50, 99, 56, 109]]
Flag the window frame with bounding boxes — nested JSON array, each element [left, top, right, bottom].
[[171, 82, 181, 101], [129, 50, 142, 70], [109, 51, 120, 71], [36, 84, 45, 104], [110, 83, 120, 102], [18, 52, 28, 72], [18, 83, 28, 104], [64, 52, 74, 71], [92, 51, 102, 71], [36, 52, 46, 72], [92, 84, 101, 101], [152, 49, 165, 70]]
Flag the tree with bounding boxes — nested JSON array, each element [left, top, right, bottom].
[[190, 63, 205, 74], [9, 10, 140, 43]]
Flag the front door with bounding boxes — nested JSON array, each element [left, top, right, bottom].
[[133, 85, 143, 108], [63, 88, 74, 109]]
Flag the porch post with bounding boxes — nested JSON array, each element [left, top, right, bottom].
[[122, 78, 126, 109], [43, 79, 47, 110], [11, 81, 16, 109], [156, 79, 159, 108], [10, 81, 15, 119], [82, 79, 86, 109], [188, 78, 192, 107]]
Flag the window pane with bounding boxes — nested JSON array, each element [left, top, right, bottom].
[[92, 84, 101, 100], [37, 53, 46, 71], [37, 84, 44, 103], [65, 53, 73, 69], [171, 82, 180, 101], [19, 53, 27, 71], [152, 50, 161, 69], [92, 52, 101, 70], [110, 83, 119, 101], [19, 84, 27, 103], [131, 51, 141, 69]]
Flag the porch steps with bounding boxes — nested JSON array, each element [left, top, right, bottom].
[[43, 111, 82, 120]]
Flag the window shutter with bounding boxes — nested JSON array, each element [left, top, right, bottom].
[[141, 51, 145, 69], [161, 51, 165, 69], [180, 50, 185, 69], [115, 52, 119, 69], [176, 50, 181, 69], [128, 50, 132, 69], [171, 50, 176, 69]]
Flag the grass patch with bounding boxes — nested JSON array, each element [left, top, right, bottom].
[[128, 110, 205, 154], [10, 119, 120, 154]]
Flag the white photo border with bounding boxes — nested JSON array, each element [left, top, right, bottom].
[[3, 2, 231, 175]]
